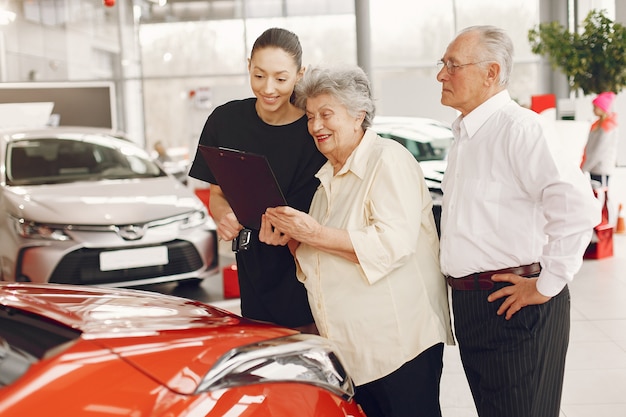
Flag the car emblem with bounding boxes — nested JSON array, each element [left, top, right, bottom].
[[118, 224, 146, 241]]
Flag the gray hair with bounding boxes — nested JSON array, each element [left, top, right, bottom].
[[294, 65, 376, 129], [457, 25, 514, 87]]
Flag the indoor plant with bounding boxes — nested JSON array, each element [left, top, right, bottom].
[[528, 9, 626, 95]]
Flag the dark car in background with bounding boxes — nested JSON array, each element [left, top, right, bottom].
[[0, 126, 218, 287], [372, 116, 452, 234], [0, 282, 366, 417]]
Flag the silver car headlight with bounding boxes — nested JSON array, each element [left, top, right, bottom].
[[179, 209, 207, 230], [12, 218, 72, 241], [197, 334, 355, 400]]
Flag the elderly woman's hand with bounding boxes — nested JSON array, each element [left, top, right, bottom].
[[264, 206, 356, 263], [259, 213, 291, 246], [263, 206, 322, 245]]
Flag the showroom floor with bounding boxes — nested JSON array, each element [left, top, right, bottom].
[[161, 167, 626, 417]]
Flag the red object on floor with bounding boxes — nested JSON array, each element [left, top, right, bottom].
[[616, 203, 624, 234], [584, 187, 613, 259], [194, 188, 212, 215], [223, 263, 240, 299], [584, 223, 614, 259]]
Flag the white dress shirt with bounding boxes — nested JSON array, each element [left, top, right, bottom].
[[440, 90, 600, 297], [295, 129, 454, 386]]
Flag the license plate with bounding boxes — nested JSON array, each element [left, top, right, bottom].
[[99, 246, 169, 271]]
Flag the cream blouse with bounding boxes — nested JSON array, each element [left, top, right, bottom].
[[294, 129, 454, 386]]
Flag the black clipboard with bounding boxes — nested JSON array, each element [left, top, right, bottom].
[[198, 145, 287, 230]]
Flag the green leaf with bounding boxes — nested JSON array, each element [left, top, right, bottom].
[[528, 9, 626, 94]]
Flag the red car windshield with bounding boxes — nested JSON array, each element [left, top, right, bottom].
[[0, 306, 81, 387]]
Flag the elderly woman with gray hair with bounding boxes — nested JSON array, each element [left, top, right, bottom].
[[259, 65, 453, 417]]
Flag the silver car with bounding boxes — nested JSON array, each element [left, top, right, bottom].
[[372, 116, 453, 162], [372, 116, 452, 234], [1, 126, 218, 287]]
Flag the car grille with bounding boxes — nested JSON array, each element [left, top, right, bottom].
[[48, 240, 204, 285]]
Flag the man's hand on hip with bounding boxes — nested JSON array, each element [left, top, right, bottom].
[[487, 275, 551, 320]]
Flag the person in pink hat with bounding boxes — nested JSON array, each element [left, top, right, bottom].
[[582, 92, 619, 187], [582, 91, 619, 224]]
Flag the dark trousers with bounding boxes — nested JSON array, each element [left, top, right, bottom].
[[452, 284, 570, 417], [590, 173, 610, 187], [354, 343, 444, 417]]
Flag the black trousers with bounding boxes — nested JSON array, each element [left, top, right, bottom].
[[354, 343, 444, 417], [590, 173, 609, 187], [452, 283, 570, 417]]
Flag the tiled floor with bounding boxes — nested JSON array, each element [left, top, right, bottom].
[[206, 167, 626, 417]]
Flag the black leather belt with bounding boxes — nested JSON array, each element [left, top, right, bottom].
[[446, 262, 541, 291]]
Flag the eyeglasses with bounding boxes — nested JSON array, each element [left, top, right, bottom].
[[436, 60, 490, 75]]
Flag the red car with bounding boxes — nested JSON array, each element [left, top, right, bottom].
[[0, 283, 366, 417]]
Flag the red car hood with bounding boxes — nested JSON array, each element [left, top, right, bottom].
[[0, 283, 296, 395]]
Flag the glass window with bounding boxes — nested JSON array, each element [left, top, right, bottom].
[[370, 1, 455, 68], [138, 0, 542, 150], [244, 15, 356, 67], [140, 20, 247, 78], [455, 0, 540, 62], [576, 0, 615, 23]]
